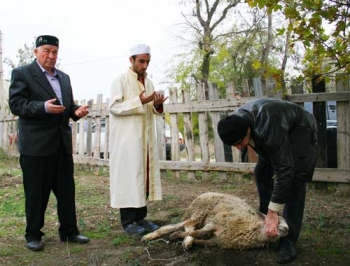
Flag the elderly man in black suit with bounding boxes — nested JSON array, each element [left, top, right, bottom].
[[9, 35, 90, 251]]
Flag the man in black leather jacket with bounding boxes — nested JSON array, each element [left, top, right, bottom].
[[218, 98, 318, 264]]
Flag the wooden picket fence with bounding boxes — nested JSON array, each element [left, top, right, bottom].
[[1, 79, 350, 185]]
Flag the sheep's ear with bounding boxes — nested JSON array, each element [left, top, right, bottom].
[[256, 211, 266, 220]]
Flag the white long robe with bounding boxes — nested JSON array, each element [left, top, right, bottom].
[[109, 68, 162, 208]]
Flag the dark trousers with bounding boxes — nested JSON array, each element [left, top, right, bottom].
[[120, 206, 147, 229], [254, 159, 307, 243], [20, 149, 79, 242], [254, 124, 317, 244]]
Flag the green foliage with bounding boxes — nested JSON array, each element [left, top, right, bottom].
[[166, 48, 202, 90], [248, 0, 350, 80]]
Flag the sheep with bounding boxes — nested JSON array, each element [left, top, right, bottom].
[[142, 192, 288, 250]]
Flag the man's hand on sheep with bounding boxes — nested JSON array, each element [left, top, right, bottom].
[[265, 209, 279, 237]]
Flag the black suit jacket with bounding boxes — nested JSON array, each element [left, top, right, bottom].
[[9, 60, 81, 156]]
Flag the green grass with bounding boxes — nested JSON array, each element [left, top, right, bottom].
[[220, 184, 238, 190], [0, 149, 21, 177], [112, 234, 134, 246], [0, 167, 26, 237]]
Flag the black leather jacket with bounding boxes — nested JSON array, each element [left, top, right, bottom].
[[235, 98, 318, 204]]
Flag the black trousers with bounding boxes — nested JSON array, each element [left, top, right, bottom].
[[120, 206, 147, 229], [254, 159, 307, 243], [254, 124, 317, 244], [20, 149, 79, 242]]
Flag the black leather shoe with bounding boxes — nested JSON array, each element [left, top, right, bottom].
[[27, 240, 43, 251], [61, 234, 89, 244], [277, 239, 297, 264]]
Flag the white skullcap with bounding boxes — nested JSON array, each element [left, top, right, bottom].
[[130, 44, 151, 56]]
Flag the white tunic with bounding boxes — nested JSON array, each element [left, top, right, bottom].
[[109, 69, 162, 208]]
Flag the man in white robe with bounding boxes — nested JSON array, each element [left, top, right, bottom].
[[109, 44, 167, 235]]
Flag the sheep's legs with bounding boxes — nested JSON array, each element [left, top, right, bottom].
[[193, 238, 218, 247], [171, 224, 217, 239], [141, 221, 187, 241], [182, 225, 197, 250], [169, 231, 187, 239], [182, 223, 219, 249], [189, 223, 218, 238]]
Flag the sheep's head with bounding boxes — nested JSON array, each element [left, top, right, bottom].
[[257, 212, 289, 242], [277, 216, 289, 237]]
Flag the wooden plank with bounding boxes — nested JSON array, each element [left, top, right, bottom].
[[285, 91, 350, 103], [85, 99, 94, 156], [208, 83, 226, 180], [313, 168, 350, 183], [312, 76, 327, 167], [103, 98, 110, 159], [164, 97, 254, 113], [197, 83, 210, 180], [71, 118, 77, 155], [77, 100, 86, 156], [2, 115, 8, 150], [49, 156, 350, 184], [158, 161, 350, 183], [182, 90, 196, 180], [156, 114, 167, 179], [156, 115, 166, 160], [336, 73, 350, 194], [159, 161, 256, 173], [336, 74, 350, 169], [169, 87, 181, 179], [74, 155, 109, 166], [242, 79, 250, 97], [154, 90, 166, 179], [93, 94, 103, 159], [0, 114, 3, 148]]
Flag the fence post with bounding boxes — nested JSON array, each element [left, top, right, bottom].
[[104, 98, 110, 159], [0, 110, 6, 150], [224, 83, 235, 162], [0, 107, 4, 149], [71, 115, 77, 155], [312, 75, 328, 168], [197, 83, 210, 181], [182, 89, 196, 180], [335, 73, 350, 195], [242, 79, 250, 97], [169, 87, 181, 179], [93, 94, 103, 159], [208, 83, 226, 180], [156, 111, 166, 178], [2, 111, 9, 151], [77, 100, 87, 156], [85, 99, 94, 156], [266, 78, 282, 98], [290, 79, 304, 108]]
